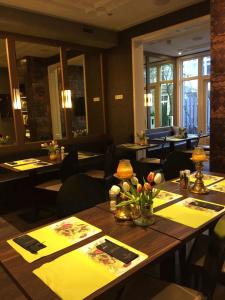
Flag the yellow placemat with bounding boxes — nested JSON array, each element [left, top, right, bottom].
[[33, 235, 148, 300], [153, 190, 182, 208], [208, 179, 225, 193], [13, 161, 53, 171], [8, 217, 101, 263], [172, 173, 223, 187], [4, 158, 40, 167], [155, 197, 225, 228]]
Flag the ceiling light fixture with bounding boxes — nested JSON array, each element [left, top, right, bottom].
[[178, 51, 182, 56]]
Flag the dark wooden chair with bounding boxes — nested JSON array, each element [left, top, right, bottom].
[[163, 151, 195, 181], [56, 173, 105, 218], [120, 272, 203, 300], [139, 137, 168, 170], [35, 149, 79, 192], [186, 214, 225, 300]]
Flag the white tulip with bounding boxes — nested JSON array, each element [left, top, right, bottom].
[[110, 185, 121, 196], [122, 181, 130, 192], [154, 173, 162, 184]]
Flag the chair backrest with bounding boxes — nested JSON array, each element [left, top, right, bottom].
[[163, 151, 195, 180], [104, 143, 116, 178], [202, 215, 225, 298], [192, 132, 202, 149], [56, 173, 105, 218], [60, 149, 79, 182]]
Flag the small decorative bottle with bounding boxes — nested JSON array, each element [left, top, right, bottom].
[[60, 146, 65, 160]]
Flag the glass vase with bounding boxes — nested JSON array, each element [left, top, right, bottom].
[[49, 151, 57, 161], [132, 203, 155, 227]]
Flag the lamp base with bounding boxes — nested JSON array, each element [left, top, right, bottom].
[[190, 160, 209, 195], [190, 184, 208, 194]]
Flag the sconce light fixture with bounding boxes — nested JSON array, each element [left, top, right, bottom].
[[144, 93, 152, 107], [61, 90, 72, 108], [13, 88, 22, 110]]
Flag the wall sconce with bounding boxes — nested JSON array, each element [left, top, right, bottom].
[[61, 90, 72, 108], [144, 93, 152, 107], [13, 88, 22, 110]]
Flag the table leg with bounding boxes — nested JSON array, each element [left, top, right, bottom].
[[160, 252, 175, 281]]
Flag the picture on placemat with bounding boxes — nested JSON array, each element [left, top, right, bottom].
[[50, 217, 101, 242], [79, 236, 147, 277], [208, 179, 225, 193]]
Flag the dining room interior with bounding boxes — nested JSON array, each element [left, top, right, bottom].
[[1, 0, 225, 299]]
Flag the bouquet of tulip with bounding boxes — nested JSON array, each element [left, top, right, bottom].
[[41, 140, 59, 153], [114, 172, 162, 209], [110, 172, 162, 226], [0, 134, 10, 145]]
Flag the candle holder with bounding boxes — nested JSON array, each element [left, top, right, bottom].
[[190, 147, 208, 194]]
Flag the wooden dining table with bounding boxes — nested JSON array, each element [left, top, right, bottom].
[[117, 143, 158, 160], [151, 133, 209, 151], [0, 151, 103, 174], [1, 171, 225, 299]]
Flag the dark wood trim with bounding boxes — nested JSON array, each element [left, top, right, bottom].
[[60, 47, 73, 140], [100, 53, 106, 134], [0, 31, 105, 53], [5, 37, 24, 145]]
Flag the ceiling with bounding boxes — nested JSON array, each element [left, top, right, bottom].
[[143, 16, 210, 59], [0, 0, 205, 31]]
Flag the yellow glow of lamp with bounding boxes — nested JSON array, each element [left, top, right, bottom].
[[13, 88, 22, 110], [116, 159, 133, 179], [62, 90, 72, 109]]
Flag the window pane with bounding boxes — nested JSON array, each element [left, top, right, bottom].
[[16, 41, 65, 142], [206, 81, 210, 134], [160, 64, 173, 81], [149, 66, 157, 83], [67, 55, 87, 135], [147, 88, 155, 129], [160, 83, 173, 126], [182, 59, 198, 78], [182, 80, 198, 133], [0, 39, 16, 145], [202, 56, 211, 76]]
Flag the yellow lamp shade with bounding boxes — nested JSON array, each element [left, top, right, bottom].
[[192, 147, 207, 162], [116, 159, 133, 179]]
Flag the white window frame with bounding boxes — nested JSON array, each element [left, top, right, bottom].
[[177, 51, 210, 134]]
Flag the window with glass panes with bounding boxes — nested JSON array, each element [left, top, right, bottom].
[[180, 54, 210, 134], [144, 58, 174, 128]]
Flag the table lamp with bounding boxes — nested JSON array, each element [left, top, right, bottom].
[[190, 147, 208, 194]]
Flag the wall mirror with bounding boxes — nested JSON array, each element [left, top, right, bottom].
[[0, 39, 16, 145], [66, 52, 88, 137], [15, 40, 65, 142]]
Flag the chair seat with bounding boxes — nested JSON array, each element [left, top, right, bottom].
[[35, 179, 62, 192], [120, 274, 203, 300], [139, 157, 161, 164], [84, 169, 105, 179]]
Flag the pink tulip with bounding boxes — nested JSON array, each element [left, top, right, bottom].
[[147, 172, 155, 183]]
